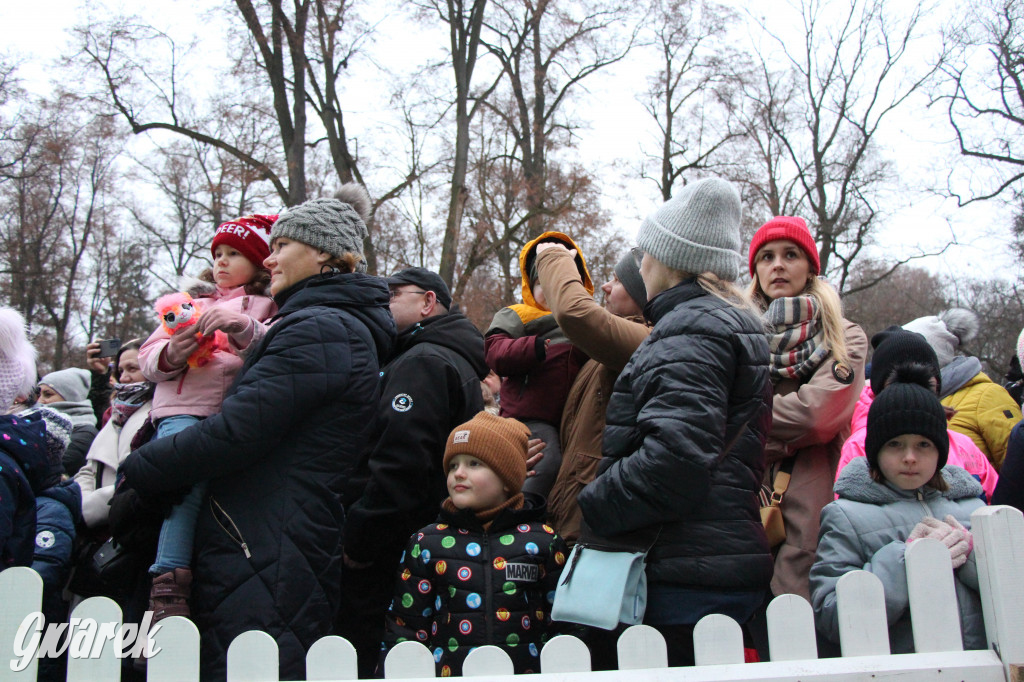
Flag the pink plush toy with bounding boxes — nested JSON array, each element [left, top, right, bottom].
[[155, 292, 227, 369]]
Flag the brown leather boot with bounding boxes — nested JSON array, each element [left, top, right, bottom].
[[149, 568, 193, 621]]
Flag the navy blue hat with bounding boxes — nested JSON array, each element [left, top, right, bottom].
[[385, 267, 452, 310]]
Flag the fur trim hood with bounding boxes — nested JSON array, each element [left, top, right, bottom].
[[835, 457, 983, 504]]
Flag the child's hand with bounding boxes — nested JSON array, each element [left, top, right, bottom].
[[526, 437, 545, 476], [163, 326, 201, 369], [197, 307, 253, 338], [944, 515, 974, 568]]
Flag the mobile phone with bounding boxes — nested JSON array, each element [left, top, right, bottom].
[[98, 338, 121, 357]]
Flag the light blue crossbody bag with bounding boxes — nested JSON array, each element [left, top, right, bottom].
[[551, 526, 660, 630]]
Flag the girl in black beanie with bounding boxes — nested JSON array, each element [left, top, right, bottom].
[[809, 365, 988, 653]]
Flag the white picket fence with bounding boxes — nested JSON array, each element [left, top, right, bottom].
[[2, 505, 1022, 682]]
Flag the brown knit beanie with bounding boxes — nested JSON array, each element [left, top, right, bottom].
[[443, 412, 530, 495]]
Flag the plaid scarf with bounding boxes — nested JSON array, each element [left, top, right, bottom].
[[110, 381, 154, 427], [765, 295, 830, 383]]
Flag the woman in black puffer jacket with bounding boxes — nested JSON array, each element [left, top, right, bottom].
[[578, 178, 773, 667], [122, 186, 395, 681]]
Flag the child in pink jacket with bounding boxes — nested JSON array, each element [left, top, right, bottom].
[[138, 215, 278, 620], [836, 328, 998, 500]]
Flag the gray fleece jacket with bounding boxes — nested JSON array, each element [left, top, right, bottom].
[[810, 458, 987, 653]]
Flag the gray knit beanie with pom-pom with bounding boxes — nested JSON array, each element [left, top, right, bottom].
[[270, 184, 372, 271]]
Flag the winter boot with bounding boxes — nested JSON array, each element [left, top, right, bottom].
[[149, 567, 192, 621]]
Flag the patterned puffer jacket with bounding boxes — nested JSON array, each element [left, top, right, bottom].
[[384, 498, 568, 676]]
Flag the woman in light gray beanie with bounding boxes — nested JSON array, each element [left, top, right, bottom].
[[37, 367, 99, 476], [578, 176, 774, 665]]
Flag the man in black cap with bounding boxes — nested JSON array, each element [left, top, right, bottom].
[[339, 266, 488, 675]]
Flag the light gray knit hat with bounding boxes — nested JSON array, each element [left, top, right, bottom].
[[38, 368, 91, 404], [636, 177, 743, 281], [270, 184, 372, 272], [903, 308, 979, 368]]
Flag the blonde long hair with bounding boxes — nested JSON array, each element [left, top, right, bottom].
[[748, 274, 851, 371]]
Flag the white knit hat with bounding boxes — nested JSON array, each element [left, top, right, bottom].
[[636, 177, 743, 282], [0, 308, 37, 412], [903, 308, 979, 368]]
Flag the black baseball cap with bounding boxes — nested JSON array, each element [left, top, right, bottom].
[[385, 267, 453, 310]]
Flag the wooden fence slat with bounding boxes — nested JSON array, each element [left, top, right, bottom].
[[693, 613, 744, 666], [306, 635, 358, 680], [835, 570, 890, 657], [905, 537, 963, 653], [0, 566, 43, 680], [462, 645, 514, 676], [383, 641, 435, 679], [617, 624, 667, 670], [65, 596, 122, 682], [766, 593, 817, 661], [148, 615, 200, 682], [226, 630, 278, 682], [539, 634, 590, 673], [972, 505, 1024, 679]]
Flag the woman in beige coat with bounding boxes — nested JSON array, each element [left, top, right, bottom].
[[74, 340, 153, 528], [747, 218, 866, 604]]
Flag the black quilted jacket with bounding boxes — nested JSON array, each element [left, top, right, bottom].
[[578, 278, 774, 592], [124, 271, 395, 681], [384, 498, 568, 676]]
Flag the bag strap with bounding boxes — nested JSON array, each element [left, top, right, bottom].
[[770, 457, 796, 504]]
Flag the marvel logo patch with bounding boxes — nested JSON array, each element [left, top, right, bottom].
[[505, 562, 539, 582], [453, 430, 470, 444]]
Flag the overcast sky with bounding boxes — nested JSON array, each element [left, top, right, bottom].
[[2, 0, 1019, 284]]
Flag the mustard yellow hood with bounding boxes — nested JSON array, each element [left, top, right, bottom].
[[517, 231, 594, 310]]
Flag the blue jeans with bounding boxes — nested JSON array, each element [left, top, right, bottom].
[[150, 415, 206, 575]]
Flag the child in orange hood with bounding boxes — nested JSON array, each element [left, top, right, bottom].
[[484, 231, 592, 499]]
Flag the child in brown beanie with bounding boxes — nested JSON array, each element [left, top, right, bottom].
[[382, 411, 568, 676]]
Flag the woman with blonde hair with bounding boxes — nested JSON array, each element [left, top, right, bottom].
[[578, 177, 773, 666], [747, 216, 867, 611]]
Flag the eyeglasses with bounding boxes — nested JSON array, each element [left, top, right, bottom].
[[389, 289, 427, 300]]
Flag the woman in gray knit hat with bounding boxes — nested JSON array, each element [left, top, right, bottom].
[[577, 177, 774, 666], [122, 185, 396, 680]]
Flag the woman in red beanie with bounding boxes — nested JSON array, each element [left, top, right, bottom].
[[746, 216, 867, 653]]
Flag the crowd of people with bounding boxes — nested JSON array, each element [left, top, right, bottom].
[[1, 175, 1021, 681]]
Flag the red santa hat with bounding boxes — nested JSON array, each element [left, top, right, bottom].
[[211, 214, 277, 269]]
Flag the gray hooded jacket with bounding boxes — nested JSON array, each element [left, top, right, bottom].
[[810, 458, 986, 653]]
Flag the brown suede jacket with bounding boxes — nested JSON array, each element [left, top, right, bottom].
[[534, 248, 650, 544]]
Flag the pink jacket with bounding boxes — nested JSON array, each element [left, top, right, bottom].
[[837, 385, 998, 501], [140, 285, 276, 420]]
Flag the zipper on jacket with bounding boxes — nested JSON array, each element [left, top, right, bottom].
[[176, 367, 189, 395], [483, 532, 494, 647], [210, 496, 252, 558], [916, 489, 935, 518]]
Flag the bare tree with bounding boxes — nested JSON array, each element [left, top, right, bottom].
[[740, 0, 943, 291], [639, 0, 747, 200], [0, 97, 123, 369], [479, 0, 638, 239], [417, 0, 501, 286], [74, 2, 426, 274], [937, 0, 1024, 204]]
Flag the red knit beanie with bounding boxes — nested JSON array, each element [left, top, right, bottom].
[[212, 214, 277, 269], [748, 216, 820, 276]]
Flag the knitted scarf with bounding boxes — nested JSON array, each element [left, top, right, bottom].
[[441, 493, 525, 530], [765, 295, 830, 383], [110, 381, 154, 427]]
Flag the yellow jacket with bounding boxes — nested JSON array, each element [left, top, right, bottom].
[[943, 371, 1021, 471]]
